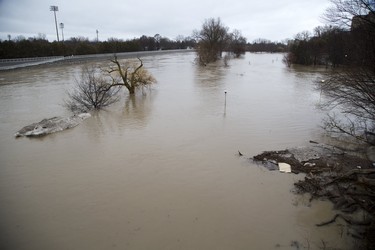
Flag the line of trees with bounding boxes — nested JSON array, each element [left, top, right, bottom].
[[1, 29, 290, 60], [0, 34, 196, 59], [284, 3, 374, 69], [247, 38, 287, 53], [284, 26, 351, 67]]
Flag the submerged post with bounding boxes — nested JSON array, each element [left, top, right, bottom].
[[224, 91, 227, 115]]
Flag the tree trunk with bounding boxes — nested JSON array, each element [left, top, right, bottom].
[[128, 86, 135, 95]]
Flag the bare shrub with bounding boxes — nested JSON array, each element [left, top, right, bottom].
[[318, 68, 375, 145], [65, 66, 120, 112]]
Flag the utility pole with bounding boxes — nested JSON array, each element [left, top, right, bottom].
[[59, 23, 65, 41], [50, 5, 59, 42]]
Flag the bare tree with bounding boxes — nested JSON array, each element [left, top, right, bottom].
[[106, 56, 156, 95], [319, 68, 375, 144], [294, 30, 312, 41], [65, 66, 120, 112], [324, 0, 375, 29], [193, 17, 229, 65], [65, 56, 156, 112], [228, 29, 247, 58]]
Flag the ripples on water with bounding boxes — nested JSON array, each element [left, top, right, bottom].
[[0, 52, 354, 249]]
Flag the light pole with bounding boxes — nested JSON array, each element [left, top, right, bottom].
[[50, 5, 59, 42], [59, 23, 64, 41]]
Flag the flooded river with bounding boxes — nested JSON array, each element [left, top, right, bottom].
[[0, 52, 354, 249]]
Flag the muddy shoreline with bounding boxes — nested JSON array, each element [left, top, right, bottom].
[[253, 142, 375, 249]]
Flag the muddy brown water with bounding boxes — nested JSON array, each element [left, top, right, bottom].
[[0, 52, 354, 249]]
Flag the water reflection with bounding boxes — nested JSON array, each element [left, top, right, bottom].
[[122, 92, 155, 129]]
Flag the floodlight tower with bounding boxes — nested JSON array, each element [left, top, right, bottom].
[[60, 23, 65, 41], [50, 5, 60, 42]]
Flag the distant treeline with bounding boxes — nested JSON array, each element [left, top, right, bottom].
[[246, 38, 287, 53], [0, 34, 288, 59], [285, 21, 375, 69], [0, 35, 196, 59]]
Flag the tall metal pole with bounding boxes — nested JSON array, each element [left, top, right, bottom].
[[50, 6, 59, 42], [59, 23, 64, 41]]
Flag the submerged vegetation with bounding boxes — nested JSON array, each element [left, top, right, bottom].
[[65, 56, 156, 112], [65, 66, 121, 112], [193, 18, 247, 65]]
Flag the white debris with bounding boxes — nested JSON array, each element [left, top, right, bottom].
[[278, 162, 291, 173], [15, 113, 91, 137], [304, 162, 316, 167]]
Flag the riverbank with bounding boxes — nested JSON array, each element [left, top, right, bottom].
[[253, 142, 375, 249]]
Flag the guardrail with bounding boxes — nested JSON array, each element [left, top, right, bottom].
[[0, 56, 64, 63], [0, 49, 195, 70]]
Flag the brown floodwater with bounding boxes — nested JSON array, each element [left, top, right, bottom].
[[0, 52, 354, 249]]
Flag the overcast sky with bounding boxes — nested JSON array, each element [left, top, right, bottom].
[[0, 0, 332, 42]]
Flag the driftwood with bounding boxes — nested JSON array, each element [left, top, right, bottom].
[[316, 214, 372, 227], [324, 169, 375, 186]]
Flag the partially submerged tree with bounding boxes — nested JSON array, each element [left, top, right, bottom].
[[106, 56, 156, 95], [319, 68, 375, 145], [193, 18, 248, 65], [193, 18, 229, 65], [65, 56, 156, 112], [228, 29, 247, 58], [65, 66, 120, 112]]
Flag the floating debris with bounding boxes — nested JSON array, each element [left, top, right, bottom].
[[278, 162, 291, 173], [15, 113, 91, 137]]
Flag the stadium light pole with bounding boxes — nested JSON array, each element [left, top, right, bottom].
[[50, 5, 60, 42], [59, 23, 65, 41]]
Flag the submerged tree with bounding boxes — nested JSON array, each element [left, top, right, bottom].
[[319, 68, 375, 145], [106, 56, 156, 95], [228, 29, 247, 58], [65, 56, 156, 112], [193, 18, 229, 65], [65, 66, 120, 112]]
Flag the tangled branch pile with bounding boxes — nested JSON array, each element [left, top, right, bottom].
[[253, 143, 375, 249]]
